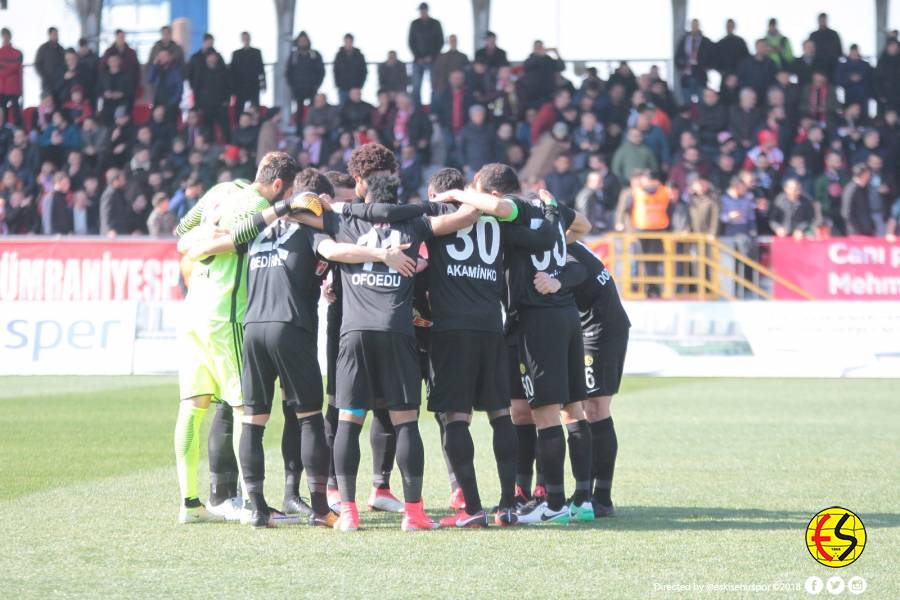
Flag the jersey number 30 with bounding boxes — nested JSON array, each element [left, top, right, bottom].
[[446, 218, 500, 264]]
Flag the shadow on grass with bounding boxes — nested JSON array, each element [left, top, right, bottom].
[[575, 506, 900, 532]]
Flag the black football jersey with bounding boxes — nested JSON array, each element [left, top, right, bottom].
[[568, 241, 631, 335]]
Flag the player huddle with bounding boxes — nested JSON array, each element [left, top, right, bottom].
[[173, 143, 630, 531]]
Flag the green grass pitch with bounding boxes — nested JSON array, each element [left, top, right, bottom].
[[0, 376, 897, 598]]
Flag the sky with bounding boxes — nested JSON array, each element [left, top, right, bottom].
[[4, 0, 899, 107]]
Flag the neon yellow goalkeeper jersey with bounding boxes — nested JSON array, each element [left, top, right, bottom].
[[176, 181, 269, 323]]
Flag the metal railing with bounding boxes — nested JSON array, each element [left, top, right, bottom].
[[595, 232, 813, 301]]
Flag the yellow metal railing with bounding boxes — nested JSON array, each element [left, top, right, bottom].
[[598, 233, 813, 301]]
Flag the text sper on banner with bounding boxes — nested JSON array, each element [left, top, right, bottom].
[[0, 302, 137, 375], [771, 237, 900, 300], [0, 239, 183, 302]]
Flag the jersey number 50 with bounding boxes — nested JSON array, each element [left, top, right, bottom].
[[531, 223, 567, 271], [446, 218, 500, 264]]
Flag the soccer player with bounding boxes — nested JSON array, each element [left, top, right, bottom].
[[478, 164, 594, 524], [322, 151, 407, 514], [172, 151, 300, 523], [423, 167, 561, 528], [567, 241, 631, 517], [296, 174, 479, 531]]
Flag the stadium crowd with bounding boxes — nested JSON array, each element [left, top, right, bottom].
[[0, 6, 899, 243]]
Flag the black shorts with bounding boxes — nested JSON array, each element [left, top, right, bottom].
[[415, 326, 430, 383], [582, 327, 629, 397], [336, 330, 421, 411], [242, 322, 323, 415], [518, 306, 586, 408], [507, 342, 526, 400], [427, 330, 510, 413], [325, 302, 340, 397]]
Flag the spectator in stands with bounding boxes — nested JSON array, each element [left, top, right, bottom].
[[0, 28, 23, 126], [102, 29, 140, 100], [58, 49, 90, 106], [231, 111, 259, 156], [720, 175, 757, 243], [738, 39, 776, 100], [611, 128, 658, 183], [764, 18, 793, 70], [186, 33, 223, 95], [835, 44, 873, 107], [729, 88, 763, 155], [4, 189, 38, 234], [544, 153, 579, 208], [457, 104, 495, 178], [378, 50, 409, 96], [35, 27, 65, 98], [874, 39, 900, 113], [783, 153, 815, 197], [168, 173, 203, 219], [687, 174, 720, 236], [76, 38, 99, 109], [635, 105, 670, 169], [668, 146, 708, 199], [802, 71, 837, 127], [434, 69, 472, 137], [398, 144, 422, 202], [98, 54, 135, 126], [146, 192, 174, 237], [334, 33, 367, 106], [674, 19, 714, 104], [791, 39, 821, 88], [841, 164, 876, 236], [865, 153, 895, 232], [531, 88, 570, 145], [148, 48, 183, 122], [809, 13, 843, 79], [307, 93, 340, 134], [770, 177, 814, 238], [148, 25, 184, 67], [42, 171, 72, 235], [475, 31, 509, 74], [696, 88, 727, 155], [408, 2, 444, 105], [521, 40, 565, 108], [339, 87, 373, 132], [714, 19, 749, 76], [286, 32, 325, 133], [390, 92, 432, 160], [194, 51, 231, 142], [230, 31, 266, 110], [814, 151, 849, 234], [71, 189, 92, 235], [576, 162, 618, 231], [79, 115, 107, 169], [432, 34, 467, 98], [572, 110, 603, 172]]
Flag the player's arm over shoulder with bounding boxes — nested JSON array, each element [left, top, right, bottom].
[[428, 203, 479, 236]]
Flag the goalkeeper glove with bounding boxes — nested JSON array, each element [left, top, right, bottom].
[[289, 192, 324, 216]]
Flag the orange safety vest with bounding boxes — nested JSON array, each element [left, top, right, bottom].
[[631, 187, 670, 230]]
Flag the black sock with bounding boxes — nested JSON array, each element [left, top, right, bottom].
[[535, 442, 545, 489], [566, 419, 593, 504], [334, 420, 362, 503], [394, 421, 425, 503], [435, 412, 458, 492], [515, 424, 536, 493], [443, 420, 482, 513], [324, 403, 339, 490], [537, 425, 566, 511], [299, 413, 330, 515], [591, 417, 617, 506], [240, 422, 267, 512], [370, 409, 395, 489], [281, 402, 302, 499], [208, 402, 238, 505], [490, 415, 518, 508]]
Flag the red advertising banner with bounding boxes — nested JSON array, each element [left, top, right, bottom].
[[771, 237, 900, 300], [0, 238, 183, 301]]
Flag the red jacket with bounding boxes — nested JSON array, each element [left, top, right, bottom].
[[0, 44, 24, 96]]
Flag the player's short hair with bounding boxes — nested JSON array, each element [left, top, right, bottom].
[[474, 163, 520, 195], [347, 143, 398, 180], [429, 168, 465, 194], [365, 175, 400, 204], [324, 171, 355, 189], [294, 168, 335, 197], [255, 151, 299, 186]]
